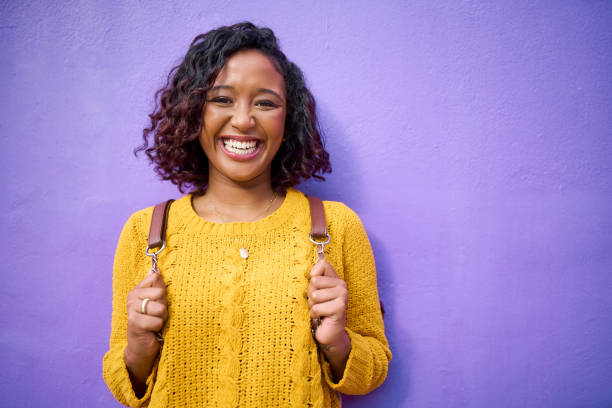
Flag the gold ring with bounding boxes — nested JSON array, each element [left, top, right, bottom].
[[141, 298, 151, 314]]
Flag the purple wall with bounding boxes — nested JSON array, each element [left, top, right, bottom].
[[2, 1, 611, 407]]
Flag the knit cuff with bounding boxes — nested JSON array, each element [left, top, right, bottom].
[[321, 328, 373, 395], [102, 345, 158, 407]]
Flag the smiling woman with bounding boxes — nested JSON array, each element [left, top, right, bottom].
[[102, 22, 391, 408]]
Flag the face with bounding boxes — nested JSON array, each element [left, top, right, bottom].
[[200, 49, 287, 186]]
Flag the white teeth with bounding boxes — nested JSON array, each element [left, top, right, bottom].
[[223, 139, 258, 155], [224, 139, 257, 149]]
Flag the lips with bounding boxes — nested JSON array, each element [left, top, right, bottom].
[[218, 136, 263, 161]]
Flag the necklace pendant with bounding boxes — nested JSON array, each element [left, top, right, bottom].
[[239, 247, 249, 259]]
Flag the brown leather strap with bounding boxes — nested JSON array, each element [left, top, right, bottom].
[[307, 195, 327, 239], [307, 195, 385, 317], [148, 199, 174, 248]]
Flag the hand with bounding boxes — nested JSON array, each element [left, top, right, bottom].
[[307, 259, 350, 350], [125, 269, 169, 360]]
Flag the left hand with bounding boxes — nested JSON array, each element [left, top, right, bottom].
[[307, 259, 350, 348]]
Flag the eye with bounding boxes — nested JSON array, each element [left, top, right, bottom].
[[255, 100, 279, 109], [208, 96, 232, 105]]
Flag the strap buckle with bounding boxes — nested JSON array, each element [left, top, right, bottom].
[[145, 240, 166, 257], [309, 233, 330, 255]]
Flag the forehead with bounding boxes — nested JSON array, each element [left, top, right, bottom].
[[213, 49, 285, 93]]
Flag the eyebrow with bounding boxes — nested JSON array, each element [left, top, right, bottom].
[[209, 85, 284, 101]]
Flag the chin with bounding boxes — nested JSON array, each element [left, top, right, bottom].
[[221, 168, 268, 185]]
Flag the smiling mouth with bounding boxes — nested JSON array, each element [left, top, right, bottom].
[[222, 138, 259, 155], [218, 137, 264, 160]]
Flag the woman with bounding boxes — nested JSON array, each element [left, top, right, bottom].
[[103, 22, 391, 407]]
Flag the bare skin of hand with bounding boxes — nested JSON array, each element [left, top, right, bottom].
[[307, 258, 352, 381], [123, 269, 168, 397]]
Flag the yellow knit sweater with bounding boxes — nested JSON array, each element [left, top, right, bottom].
[[103, 188, 391, 407]]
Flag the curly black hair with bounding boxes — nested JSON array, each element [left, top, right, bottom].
[[136, 22, 331, 193]]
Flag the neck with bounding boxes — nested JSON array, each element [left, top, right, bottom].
[[192, 166, 283, 222], [205, 168, 275, 206]]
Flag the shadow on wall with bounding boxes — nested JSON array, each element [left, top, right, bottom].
[[341, 233, 412, 407], [302, 106, 411, 405]]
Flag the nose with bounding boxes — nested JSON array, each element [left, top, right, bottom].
[[230, 103, 255, 132]]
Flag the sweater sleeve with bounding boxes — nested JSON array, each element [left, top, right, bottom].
[[102, 209, 158, 407], [321, 205, 392, 395]]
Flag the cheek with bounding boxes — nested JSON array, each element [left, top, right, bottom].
[[268, 110, 286, 138], [199, 129, 217, 162], [200, 108, 221, 147]]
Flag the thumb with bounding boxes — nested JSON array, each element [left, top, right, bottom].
[[309, 259, 326, 278], [322, 261, 339, 279], [136, 268, 157, 288], [149, 270, 166, 288]]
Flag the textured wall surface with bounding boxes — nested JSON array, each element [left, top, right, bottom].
[[1, 1, 611, 407]]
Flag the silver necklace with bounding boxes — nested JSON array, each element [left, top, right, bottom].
[[210, 192, 278, 259]]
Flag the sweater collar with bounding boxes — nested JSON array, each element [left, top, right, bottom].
[[172, 187, 303, 235]]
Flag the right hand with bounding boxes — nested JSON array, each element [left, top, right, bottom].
[[125, 269, 169, 360]]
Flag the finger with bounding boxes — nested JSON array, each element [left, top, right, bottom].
[[134, 287, 167, 303], [309, 259, 327, 278], [309, 275, 347, 290], [309, 287, 342, 307], [137, 299, 168, 320], [148, 272, 166, 289], [321, 261, 339, 279], [310, 298, 345, 319], [306, 282, 315, 303], [306, 276, 331, 303], [136, 269, 165, 289], [132, 313, 165, 332], [135, 272, 155, 289]]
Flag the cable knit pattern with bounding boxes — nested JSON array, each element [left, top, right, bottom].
[[103, 188, 391, 407]]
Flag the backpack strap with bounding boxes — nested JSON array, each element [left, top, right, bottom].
[[148, 199, 175, 249], [307, 195, 385, 317], [307, 195, 327, 239], [307, 195, 329, 260]]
